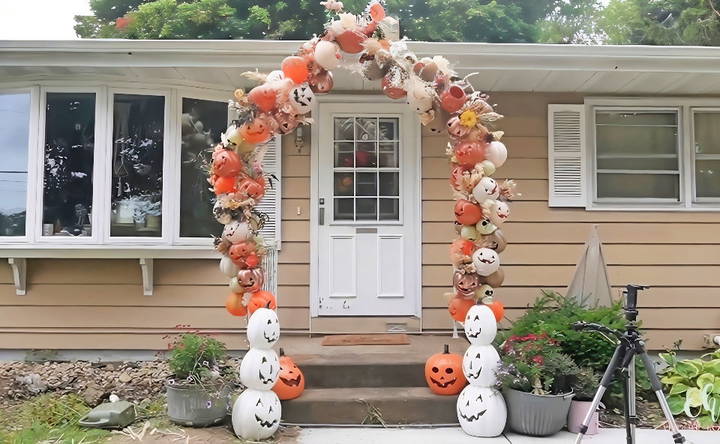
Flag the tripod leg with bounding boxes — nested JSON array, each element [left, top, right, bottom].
[[628, 355, 637, 444], [639, 352, 687, 444], [574, 344, 626, 444], [621, 366, 633, 444]]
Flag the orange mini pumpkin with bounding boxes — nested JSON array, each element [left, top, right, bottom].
[[225, 292, 248, 317], [272, 348, 305, 400], [448, 296, 475, 322], [425, 344, 467, 395], [454, 199, 483, 226], [248, 290, 277, 314], [212, 148, 243, 177]]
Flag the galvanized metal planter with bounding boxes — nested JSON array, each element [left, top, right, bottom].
[[166, 382, 231, 427], [503, 388, 574, 436]]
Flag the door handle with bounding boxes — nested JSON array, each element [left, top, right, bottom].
[[319, 207, 325, 225]]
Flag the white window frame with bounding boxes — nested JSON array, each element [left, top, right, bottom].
[[690, 107, 720, 205], [585, 97, 720, 211]]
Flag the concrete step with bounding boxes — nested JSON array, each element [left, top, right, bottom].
[[294, 353, 427, 388], [281, 387, 460, 425]]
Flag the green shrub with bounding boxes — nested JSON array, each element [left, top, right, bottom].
[[660, 349, 720, 428], [168, 333, 227, 384]]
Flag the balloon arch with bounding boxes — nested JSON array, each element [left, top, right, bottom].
[[209, 1, 516, 439]]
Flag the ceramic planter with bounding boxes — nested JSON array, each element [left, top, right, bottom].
[[166, 382, 231, 427], [567, 399, 599, 434], [503, 388, 574, 436]]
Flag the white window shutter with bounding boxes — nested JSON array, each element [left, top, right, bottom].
[[548, 104, 586, 207], [256, 136, 282, 249]]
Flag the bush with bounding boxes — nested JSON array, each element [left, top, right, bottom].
[[660, 349, 720, 428], [167, 333, 227, 385]]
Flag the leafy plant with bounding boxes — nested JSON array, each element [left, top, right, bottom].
[[572, 367, 600, 401], [167, 333, 228, 385], [660, 349, 720, 429]]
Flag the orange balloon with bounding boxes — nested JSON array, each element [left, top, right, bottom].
[[369, 2, 386, 22], [485, 300, 505, 322], [448, 297, 475, 322], [281, 56, 309, 84], [226, 292, 248, 317], [214, 176, 237, 195], [248, 290, 277, 314], [247, 84, 277, 113]]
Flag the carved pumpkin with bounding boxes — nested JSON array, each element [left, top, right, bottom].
[[464, 304, 497, 346], [247, 307, 279, 349], [454, 199, 483, 226], [454, 140, 486, 167], [240, 348, 280, 390], [239, 117, 273, 144], [449, 165, 469, 191], [369, 2, 386, 21], [212, 149, 243, 177], [281, 55, 309, 84], [272, 348, 306, 400], [236, 176, 266, 201], [485, 141, 507, 168], [229, 241, 257, 267], [248, 290, 277, 314], [472, 248, 500, 277], [448, 296, 475, 322], [453, 271, 481, 298], [462, 344, 500, 387], [225, 292, 248, 317], [472, 177, 500, 203], [288, 84, 315, 114], [232, 389, 281, 440], [237, 268, 264, 293], [447, 116, 471, 139], [440, 84, 467, 113], [456, 385, 507, 437], [247, 84, 277, 113], [275, 112, 299, 134], [425, 344, 467, 395], [223, 220, 253, 244]]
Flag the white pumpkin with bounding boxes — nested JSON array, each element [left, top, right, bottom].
[[232, 389, 281, 440], [456, 385, 507, 437], [223, 220, 253, 244], [472, 177, 500, 203], [213, 201, 232, 224], [472, 248, 500, 277], [314, 40, 341, 70], [247, 308, 280, 349], [289, 84, 315, 114], [485, 141, 508, 168], [239, 348, 280, 390], [219, 255, 240, 277], [483, 199, 510, 227], [462, 344, 500, 387], [464, 304, 498, 345]]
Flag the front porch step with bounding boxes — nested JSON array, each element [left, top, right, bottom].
[[294, 353, 426, 388], [281, 387, 459, 425]]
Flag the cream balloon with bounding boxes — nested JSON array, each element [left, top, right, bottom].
[[314, 40, 341, 70], [485, 141, 507, 168], [219, 255, 239, 277]]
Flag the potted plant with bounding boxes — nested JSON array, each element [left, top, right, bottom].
[[497, 333, 578, 436], [165, 333, 234, 427], [567, 367, 601, 434]]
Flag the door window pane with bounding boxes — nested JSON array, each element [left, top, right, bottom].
[[595, 110, 680, 200], [42, 92, 95, 237], [110, 94, 164, 237], [179, 98, 227, 237], [0, 93, 30, 236]]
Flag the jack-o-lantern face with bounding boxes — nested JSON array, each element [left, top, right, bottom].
[[472, 248, 500, 277], [239, 116, 274, 144], [223, 220, 253, 244], [476, 218, 497, 235], [449, 165, 469, 191], [237, 268, 264, 293], [289, 84, 315, 114], [448, 296, 475, 322], [425, 344, 467, 395], [247, 84, 278, 113], [247, 307, 279, 349], [495, 201, 510, 223], [236, 177, 265, 201], [228, 241, 257, 266], [462, 344, 500, 386], [453, 271, 481, 298], [464, 304, 498, 345], [454, 199, 483, 226], [480, 230, 507, 253], [231, 389, 281, 441], [239, 348, 280, 390], [212, 148, 243, 177], [275, 112, 299, 134], [248, 290, 277, 314], [472, 177, 500, 203], [454, 141, 486, 167], [308, 70, 334, 94], [447, 116, 471, 139], [456, 385, 507, 437], [272, 350, 306, 400]]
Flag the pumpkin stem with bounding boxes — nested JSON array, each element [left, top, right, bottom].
[[279, 347, 285, 357], [443, 344, 449, 354]]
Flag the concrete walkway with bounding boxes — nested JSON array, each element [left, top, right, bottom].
[[297, 427, 717, 443]]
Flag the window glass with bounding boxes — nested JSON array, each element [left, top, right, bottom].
[[693, 112, 720, 199], [42, 92, 95, 237], [595, 110, 679, 201], [110, 94, 165, 237], [179, 98, 227, 237], [0, 93, 31, 236]]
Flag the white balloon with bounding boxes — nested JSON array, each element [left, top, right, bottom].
[[223, 220, 253, 244], [485, 141, 508, 168], [314, 40, 340, 70], [464, 304, 498, 345], [232, 389, 281, 440], [472, 177, 500, 203], [240, 348, 279, 390], [457, 385, 507, 437], [247, 308, 280, 349], [219, 255, 239, 278], [472, 248, 500, 277], [462, 344, 500, 386]]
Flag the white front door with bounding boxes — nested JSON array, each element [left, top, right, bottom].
[[315, 101, 420, 316]]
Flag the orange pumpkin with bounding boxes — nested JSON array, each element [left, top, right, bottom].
[[272, 348, 305, 400], [425, 344, 467, 395], [485, 300, 505, 322], [228, 241, 257, 267], [454, 199, 483, 226], [213, 175, 237, 195], [247, 84, 277, 113], [281, 56, 309, 84], [212, 149, 243, 177], [225, 292, 248, 317], [448, 296, 475, 322], [239, 116, 273, 144], [454, 140, 486, 167], [236, 176, 265, 201], [248, 290, 277, 314], [449, 238, 475, 258]]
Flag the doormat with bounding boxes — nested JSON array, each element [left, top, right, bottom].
[[321, 334, 410, 346]]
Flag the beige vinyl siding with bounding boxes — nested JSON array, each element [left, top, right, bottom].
[[421, 92, 720, 350]]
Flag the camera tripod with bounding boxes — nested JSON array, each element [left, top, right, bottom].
[[572, 284, 688, 444]]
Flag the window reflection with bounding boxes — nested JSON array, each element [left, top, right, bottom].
[[179, 98, 227, 238], [110, 94, 165, 237], [0, 93, 30, 236], [42, 93, 95, 237]]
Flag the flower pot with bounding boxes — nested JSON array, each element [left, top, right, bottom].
[[568, 399, 599, 435], [166, 382, 230, 427], [503, 388, 574, 436]]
